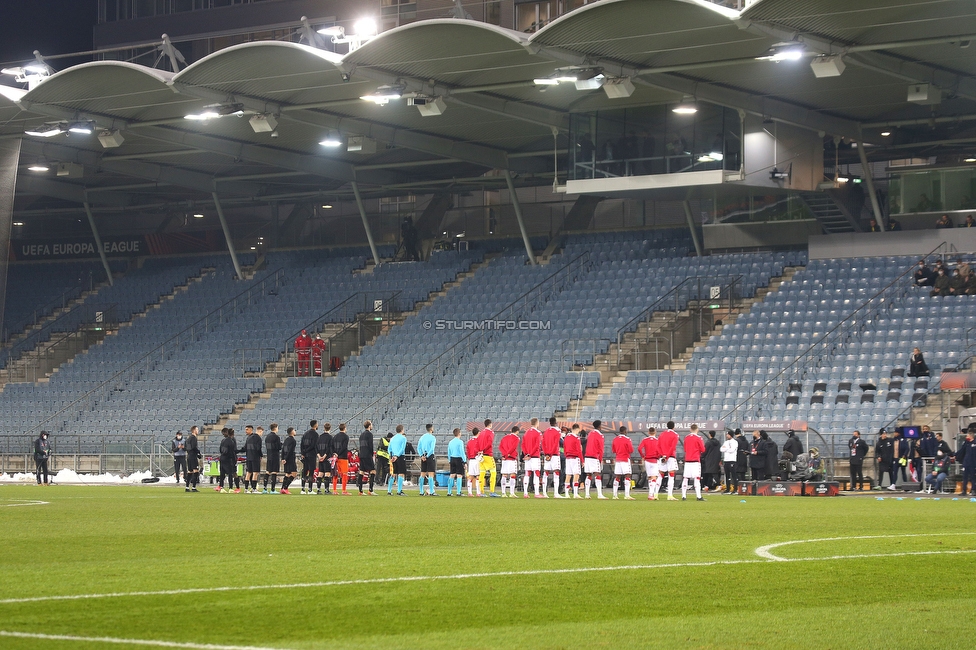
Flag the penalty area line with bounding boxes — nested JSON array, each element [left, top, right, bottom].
[[2, 548, 976, 606], [0, 630, 282, 650]]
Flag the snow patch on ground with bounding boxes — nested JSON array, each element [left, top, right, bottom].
[[0, 470, 177, 485]]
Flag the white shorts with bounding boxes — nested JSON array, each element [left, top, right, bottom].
[[501, 460, 518, 474], [565, 458, 581, 475], [683, 461, 702, 479], [584, 458, 602, 474], [467, 459, 482, 477], [644, 460, 659, 477], [662, 457, 678, 473], [614, 461, 631, 476], [524, 457, 541, 472], [544, 456, 560, 472]]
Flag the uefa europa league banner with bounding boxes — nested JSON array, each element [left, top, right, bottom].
[[10, 230, 228, 261]]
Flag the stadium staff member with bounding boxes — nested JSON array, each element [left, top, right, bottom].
[[387, 425, 408, 496], [376, 432, 392, 487], [749, 430, 767, 481], [33, 430, 51, 486], [171, 430, 187, 487], [848, 430, 869, 491], [185, 426, 202, 492]]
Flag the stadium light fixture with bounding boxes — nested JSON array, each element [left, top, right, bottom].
[[881, 130, 892, 137], [757, 43, 805, 62], [321, 204, 333, 209], [1, 59, 51, 88], [318, 25, 344, 37], [24, 122, 66, 137], [12, 221, 24, 226], [672, 101, 698, 115], [68, 121, 94, 135], [966, 157, 976, 163], [27, 164, 49, 172], [319, 131, 343, 147], [354, 18, 378, 36], [184, 103, 245, 121], [319, 17, 378, 52], [532, 77, 560, 86], [193, 213, 205, 218], [360, 84, 404, 105]]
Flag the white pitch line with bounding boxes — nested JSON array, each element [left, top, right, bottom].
[[755, 532, 976, 561], [3, 548, 976, 607], [0, 499, 49, 507], [0, 630, 282, 650]]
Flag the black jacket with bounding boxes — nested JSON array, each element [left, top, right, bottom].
[[876, 438, 895, 468], [332, 431, 350, 459], [219, 437, 238, 462], [244, 433, 263, 460], [749, 438, 767, 469], [765, 440, 779, 475], [359, 429, 374, 457], [282, 436, 297, 463], [703, 437, 721, 474], [264, 432, 281, 457], [300, 429, 319, 456], [33, 436, 50, 462], [186, 434, 201, 459], [849, 437, 869, 463], [316, 432, 333, 459], [783, 436, 803, 459], [736, 435, 749, 465]]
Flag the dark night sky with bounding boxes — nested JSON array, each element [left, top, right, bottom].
[[0, 1, 97, 68]]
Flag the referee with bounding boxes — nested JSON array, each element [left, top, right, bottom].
[[447, 428, 466, 496], [387, 425, 407, 496]]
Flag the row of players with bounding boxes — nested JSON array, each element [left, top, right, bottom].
[[170, 418, 713, 500]]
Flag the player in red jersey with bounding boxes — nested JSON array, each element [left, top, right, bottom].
[[563, 424, 584, 498], [477, 419, 498, 496], [657, 421, 680, 501], [521, 418, 543, 498], [499, 426, 521, 498], [583, 420, 606, 499], [681, 424, 706, 501], [611, 426, 635, 500], [541, 417, 563, 498], [637, 427, 661, 500], [466, 428, 484, 497]]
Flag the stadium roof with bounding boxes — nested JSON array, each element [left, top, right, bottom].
[[1, 0, 975, 221]]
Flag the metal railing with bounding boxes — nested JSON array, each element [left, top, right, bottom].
[[21, 269, 285, 440], [881, 354, 974, 433], [723, 242, 948, 424], [348, 251, 592, 427], [283, 291, 402, 377], [616, 275, 741, 367], [0, 273, 96, 345], [560, 338, 614, 372]]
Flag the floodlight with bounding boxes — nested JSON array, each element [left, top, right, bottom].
[[758, 44, 805, 62], [68, 121, 94, 135], [27, 164, 49, 172], [319, 131, 343, 147], [533, 77, 560, 86], [672, 103, 698, 115], [354, 18, 378, 36], [24, 123, 65, 137], [318, 25, 345, 37]]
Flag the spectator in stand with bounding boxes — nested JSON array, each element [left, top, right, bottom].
[[888, 218, 902, 231], [914, 260, 936, 288], [868, 219, 882, 232], [931, 268, 951, 296], [955, 258, 971, 278], [848, 430, 869, 490], [33, 430, 51, 486], [749, 430, 767, 481], [949, 268, 968, 295], [763, 431, 779, 480], [875, 428, 897, 490], [702, 430, 721, 491], [720, 431, 738, 494], [924, 451, 951, 493], [958, 431, 976, 495], [966, 215, 976, 228], [936, 214, 954, 229]]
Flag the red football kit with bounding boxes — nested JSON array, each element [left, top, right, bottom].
[[637, 437, 660, 462], [584, 430, 604, 459], [541, 427, 561, 457], [682, 434, 705, 462], [499, 434, 520, 460], [658, 429, 679, 458], [522, 428, 541, 457], [612, 435, 634, 462], [466, 437, 481, 460], [563, 434, 583, 459], [477, 428, 495, 456]]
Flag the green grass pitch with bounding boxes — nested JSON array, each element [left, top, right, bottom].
[[2, 485, 976, 649]]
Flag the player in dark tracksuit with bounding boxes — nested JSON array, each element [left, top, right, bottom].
[[359, 420, 376, 495], [217, 428, 238, 493], [315, 424, 334, 494], [263, 424, 282, 494], [280, 427, 298, 494], [243, 425, 263, 493], [185, 426, 202, 492], [300, 420, 319, 494]]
